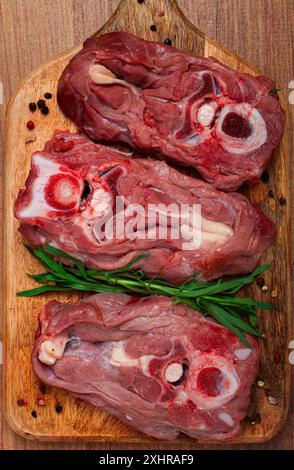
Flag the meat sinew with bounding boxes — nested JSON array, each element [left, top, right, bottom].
[[14, 131, 275, 283], [57, 32, 285, 191], [33, 293, 259, 441]]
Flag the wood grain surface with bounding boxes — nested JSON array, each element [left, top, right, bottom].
[[0, 0, 293, 450]]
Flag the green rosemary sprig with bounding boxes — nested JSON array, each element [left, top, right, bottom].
[[17, 244, 273, 347], [269, 87, 280, 96]]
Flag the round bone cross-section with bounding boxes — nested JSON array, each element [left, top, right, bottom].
[[196, 366, 224, 397], [45, 173, 82, 210], [187, 353, 240, 410], [165, 362, 184, 383]]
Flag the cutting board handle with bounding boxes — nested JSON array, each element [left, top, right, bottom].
[[94, 0, 204, 55]]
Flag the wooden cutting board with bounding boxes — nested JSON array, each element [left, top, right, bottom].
[[3, 0, 291, 443]]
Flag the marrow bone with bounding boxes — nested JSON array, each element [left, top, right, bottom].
[[17, 155, 83, 219], [110, 341, 154, 375], [165, 362, 184, 383], [216, 103, 267, 154], [187, 353, 240, 410], [38, 335, 68, 366], [148, 205, 233, 249], [181, 208, 233, 249], [197, 101, 219, 127], [89, 64, 138, 94]]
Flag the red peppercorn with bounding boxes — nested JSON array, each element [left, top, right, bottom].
[[26, 120, 35, 130], [274, 352, 281, 364], [37, 397, 46, 406]]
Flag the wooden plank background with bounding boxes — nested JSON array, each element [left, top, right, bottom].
[[0, 0, 293, 450]]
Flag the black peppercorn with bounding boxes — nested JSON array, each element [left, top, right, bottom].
[[164, 38, 172, 46], [44, 92, 52, 99], [261, 170, 269, 183], [268, 189, 274, 198], [17, 399, 25, 407], [41, 106, 49, 115], [31, 410, 37, 418], [150, 24, 157, 32], [55, 404, 63, 413], [37, 99, 46, 109], [137, 0, 144, 3], [256, 277, 265, 288], [29, 102, 37, 112], [279, 196, 286, 206]]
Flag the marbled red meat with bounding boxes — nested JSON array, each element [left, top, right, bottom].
[[57, 32, 285, 191], [14, 131, 275, 283], [33, 293, 259, 441]]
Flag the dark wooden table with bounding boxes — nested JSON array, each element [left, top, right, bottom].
[[0, 0, 293, 450]]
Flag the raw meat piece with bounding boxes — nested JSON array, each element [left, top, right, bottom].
[[33, 293, 259, 442], [14, 131, 275, 283], [57, 32, 285, 191]]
